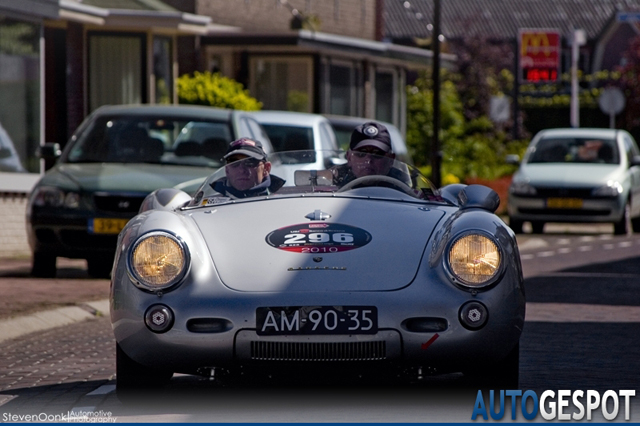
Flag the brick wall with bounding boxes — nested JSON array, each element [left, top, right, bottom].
[[0, 194, 30, 259], [197, 0, 377, 40]]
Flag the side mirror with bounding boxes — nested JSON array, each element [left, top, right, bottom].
[[38, 143, 62, 171], [505, 154, 520, 165], [39, 142, 62, 160], [630, 155, 640, 168]]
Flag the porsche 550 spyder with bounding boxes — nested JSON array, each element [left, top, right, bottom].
[[110, 150, 525, 394]]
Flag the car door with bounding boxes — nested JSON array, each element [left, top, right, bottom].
[[623, 134, 640, 216]]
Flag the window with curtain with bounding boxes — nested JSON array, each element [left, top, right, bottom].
[[153, 36, 172, 104], [375, 71, 394, 123], [0, 16, 40, 173], [329, 64, 352, 116], [250, 57, 313, 112], [89, 33, 144, 112]]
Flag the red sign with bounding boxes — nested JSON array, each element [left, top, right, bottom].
[[519, 29, 561, 82]]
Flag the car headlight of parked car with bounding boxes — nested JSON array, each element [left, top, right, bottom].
[[447, 233, 502, 288], [509, 181, 536, 196], [31, 186, 81, 209], [592, 180, 623, 197], [128, 231, 189, 292]]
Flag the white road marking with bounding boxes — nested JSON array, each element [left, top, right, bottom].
[[619, 241, 633, 248], [537, 251, 556, 257], [526, 303, 640, 322], [578, 245, 592, 251], [603, 244, 615, 250], [86, 384, 115, 396], [558, 247, 572, 254], [521, 254, 534, 260]]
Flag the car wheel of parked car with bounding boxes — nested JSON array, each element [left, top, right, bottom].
[[530, 221, 545, 234], [116, 343, 173, 397], [508, 218, 523, 234], [632, 215, 640, 233], [613, 201, 632, 236], [87, 257, 113, 279], [31, 251, 56, 278], [463, 343, 519, 389]]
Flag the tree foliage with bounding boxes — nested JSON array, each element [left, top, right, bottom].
[[177, 71, 262, 111]]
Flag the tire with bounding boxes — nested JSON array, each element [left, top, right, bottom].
[[530, 221, 545, 234], [87, 257, 113, 279], [463, 343, 519, 390], [508, 218, 523, 234], [31, 251, 57, 278], [116, 343, 173, 400], [632, 215, 640, 233], [613, 201, 632, 236]]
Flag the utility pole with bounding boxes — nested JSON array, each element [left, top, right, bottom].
[[431, 0, 441, 188], [570, 29, 586, 128]]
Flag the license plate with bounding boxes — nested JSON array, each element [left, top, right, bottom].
[[88, 218, 129, 234], [256, 306, 378, 336], [546, 198, 583, 209]]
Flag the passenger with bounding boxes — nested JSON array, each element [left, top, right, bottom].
[[211, 138, 284, 198], [331, 121, 409, 186]]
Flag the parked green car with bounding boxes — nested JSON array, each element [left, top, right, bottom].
[[26, 104, 272, 278]]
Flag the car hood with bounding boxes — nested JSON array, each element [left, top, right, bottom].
[[517, 163, 623, 186], [190, 197, 446, 292], [44, 163, 215, 193]]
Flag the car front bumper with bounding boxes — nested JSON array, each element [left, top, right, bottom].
[[507, 194, 625, 223]]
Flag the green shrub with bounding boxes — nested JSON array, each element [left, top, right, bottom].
[[177, 71, 262, 111]]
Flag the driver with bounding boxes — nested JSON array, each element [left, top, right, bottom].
[[331, 122, 409, 187], [211, 138, 285, 199]]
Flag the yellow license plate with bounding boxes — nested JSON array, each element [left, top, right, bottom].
[[90, 218, 129, 234], [546, 198, 583, 209]]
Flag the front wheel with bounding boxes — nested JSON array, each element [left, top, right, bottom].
[[613, 201, 632, 236], [116, 343, 173, 400], [530, 221, 545, 234], [31, 251, 56, 278], [87, 256, 113, 279], [508, 218, 523, 234]]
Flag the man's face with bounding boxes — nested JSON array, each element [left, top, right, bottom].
[[225, 155, 271, 191], [347, 147, 395, 178]]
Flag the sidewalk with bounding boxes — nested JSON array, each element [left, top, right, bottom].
[[0, 257, 110, 342]]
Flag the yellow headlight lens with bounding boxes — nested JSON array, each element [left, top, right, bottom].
[[449, 234, 501, 286], [131, 233, 186, 289]]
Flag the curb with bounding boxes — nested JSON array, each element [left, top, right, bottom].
[[0, 299, 109, 344]]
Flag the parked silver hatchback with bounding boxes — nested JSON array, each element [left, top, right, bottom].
[[507, 128, 640, 234]]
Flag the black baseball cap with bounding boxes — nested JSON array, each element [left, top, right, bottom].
[[350, 122, 393, 153], [223, 138, 267, 161]]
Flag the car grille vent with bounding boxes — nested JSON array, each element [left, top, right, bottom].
[[94, 194, 145, 213], [532, 187, 595, 198], [250, 341, 386, 361]]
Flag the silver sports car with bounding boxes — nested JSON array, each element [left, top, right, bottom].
[[110, 150, 525, 394]]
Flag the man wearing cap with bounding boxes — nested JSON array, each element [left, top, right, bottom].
[[211, 138, 285, 198], [331, 121, 409, 187]]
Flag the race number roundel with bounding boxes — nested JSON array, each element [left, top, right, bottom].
[[266, 223, 372, 253]]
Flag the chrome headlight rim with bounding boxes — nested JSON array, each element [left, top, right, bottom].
[[126, 230, 190, 293], [444, 230, 505, 290]]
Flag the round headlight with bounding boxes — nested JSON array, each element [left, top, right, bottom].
[[448, 233, 501, 288], [128, 231, 189, 291]]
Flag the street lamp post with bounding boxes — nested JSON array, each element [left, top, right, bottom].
[[431, 0, 441, 188]]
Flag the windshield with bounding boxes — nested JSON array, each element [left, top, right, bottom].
[[527, 137, 619, 164], [186, 150, 442, 206], [65, 115, 233, 167], [261, 124, 314, 153]]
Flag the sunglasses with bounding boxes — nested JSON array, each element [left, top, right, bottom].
[[352, 150, 387, 159], [226, 158, 263, 168]]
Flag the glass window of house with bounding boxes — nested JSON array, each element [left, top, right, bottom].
[[89, 33, 143, 111], [375, 72, 394, 123], [153, 36, 173, 104], [329, 64, 352, 116], [250, 57, 313, 112], [0, 16, 40, 173]]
